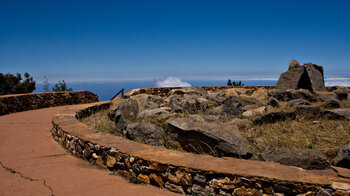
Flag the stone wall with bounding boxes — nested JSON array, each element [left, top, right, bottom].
[[0, 91, 98, 116], [51, 102, 350, 196]]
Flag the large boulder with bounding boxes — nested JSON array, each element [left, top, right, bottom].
[[169, 94, 209, 114], [322, 108, 350, 120], [138, 107, 171, 118], [130, 94, 163, 111], [263, 148, 330, 170], [276, 60, 326, 92], [334, 144, 350, 169], [166, 117, 253, 159], [125, 122, 165, 146], [109, 99, 139, 132]]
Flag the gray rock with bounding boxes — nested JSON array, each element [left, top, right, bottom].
[[317, 92, 337, 102], [138, 107, 171, 118], [263, 148, 330, 170], [222, 97, 242, 117], [164, 182, 185, 194], [268, 89, 315, 102], [268, 97, 279, 107], [126, 122, 165, 146], [130, 94, 163, 111], [323, 99, 340, 109], [334, 144, 350, 169], [110, 99, 139, 132], [253, 110, 296, 124], [322, 108, 350, 120], [296, 105, 320, 116], [276, 61, 326, 92], [287, 98, 311, 107], [317, 189, 332, 196], [169, 94, 209, 114], [166, 117, 253, 159]]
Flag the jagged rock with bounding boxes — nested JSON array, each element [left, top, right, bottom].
[[106, 155, 116, 168], [109, 99, 139, 132], [125, 122, 164, 146], [138, 107, 171, 118], [169, 94, 209, 114], [334, 144, 350, 169], [224, 88, 239, 98], [233, 187, 262, 196], [169, 87, 207, 96], [251, 88, 268, 103], [167, 170, 192, 186], [317, 92, 338, 102], [289, 59, 300, 68], [335, 91, 348, 100], [253, 110, 296, 124], [130, 94, 163, 111], [263, 148, 330, 169], [240, 94, 264, 105], [268, 89, 315, 102], [166, 117, 253, 159], [323, 99, 340, 109], [222, 97, 242, 117], [269, 97, 279, 107], [322, 108, 350, 120], [149, 173, 164, 187], [137, 174, 150, 184], [164, 182, 185, 194], [288, 98, 311, 107], [276, 61, 326, 92]]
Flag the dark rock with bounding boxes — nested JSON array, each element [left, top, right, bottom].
[[263, 148, 330, 170], [166, 117, 253, 159], [268, 89, 315, 102], [276, 61, 326, 92], [253, 110, 296, 124], [125, 122, 164, 146], [132, 163, 150, 174], [296, 105, 320, 116], [269, 97, 279, 107], [322, 108, 350, 120], [288, 98, 311, 107], [335, 91, 348, 101], [109, 99, 139, 132], [273, 184, 292, 195], [317, 189, 332, 196], [334, 144, 350, 169], [323, 99, 340, 109], [317, 92, 337, 102], [193, 174, 206, 185], [222, 97, 242, 117]]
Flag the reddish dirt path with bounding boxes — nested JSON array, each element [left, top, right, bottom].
[[0, 105, 176, 196]]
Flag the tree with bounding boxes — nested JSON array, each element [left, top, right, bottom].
[[43, 76, 49, 92], [0, 72, 36, 95], [227, 79, 244, 87], [53, 80, 72, 92], [227, 79, 232, 86]]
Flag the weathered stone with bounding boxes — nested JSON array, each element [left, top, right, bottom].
[[322, 108, 350, 120], [323, 99, 340, 109], [95, 156, 107, 169], [233, 187, 263, 196], [167, 170, 192, 186], [83, 144, 92, 159], [138, 107, 170, 118], [224, 89, 239, 98], [109, 99, 139, 132], [251, 88, 268, 103], [333, 190, 349, 196], [166, 117, 253, 159], [288, 99, 311, 107], [131, 164, 149, 174], [106, 155, 116, 168], [317, 189, 332, 196], [222, 97, 242, 117], [208, 177, 240, 190], [130, 94, 163, 111], [193, 173, 206, 185], [169, 94, 209, 114], [277, 61, 326, 92], [115, 162, 126, 170], [125, 122, 164, 146], [273, 184, 291, 195], [334, 144, 350, 169], [149, 163, 168, 171], [297, 191, 315, 196], [191, 184, 206, 196], [296, 105, 320, 116], [269, 97, 279, 107], [263, 148, 330, 170], [289, 59, 300, 68], [253, 110, 296, 124], [137, 174, 150, 184], [115, 170, 136, 182], [149, 173, 164, 187], [242, 106, 266, 117], [331, 182, 350, 191], [335, 91, 348, 101], [316, 91, 337, 102], [164, 182, 185, 194]]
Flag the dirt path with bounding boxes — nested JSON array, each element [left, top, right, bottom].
[[0, 105, 176, 196]]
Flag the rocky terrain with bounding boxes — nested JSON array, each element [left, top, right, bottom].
[[82, 61, 350, 170]]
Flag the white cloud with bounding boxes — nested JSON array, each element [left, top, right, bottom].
[[156, 76, 191, 87], [325, 78, 350, 86]]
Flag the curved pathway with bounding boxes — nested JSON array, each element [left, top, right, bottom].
[[0, 105, 176, 196]]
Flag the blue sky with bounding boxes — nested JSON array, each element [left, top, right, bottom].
[[0, 0, 349, 83]]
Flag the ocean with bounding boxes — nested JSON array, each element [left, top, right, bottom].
[[34, 80, 277, 101]]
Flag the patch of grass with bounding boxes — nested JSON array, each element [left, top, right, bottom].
[[81, 109, 116, 134], [241, 116, 350, 161]]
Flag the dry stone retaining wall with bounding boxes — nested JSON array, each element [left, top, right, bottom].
[[51, 101, 350, 196], [0, 91, 98, 115]]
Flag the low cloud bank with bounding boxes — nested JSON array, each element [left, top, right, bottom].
[[325, 78, 350, 86], [156, 77, 191, 87]]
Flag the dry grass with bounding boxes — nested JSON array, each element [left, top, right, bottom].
[[241, 116, 350, 160], [81, 109, 116, 134]]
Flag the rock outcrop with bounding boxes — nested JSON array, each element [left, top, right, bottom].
[[276, 60, 326, 92]]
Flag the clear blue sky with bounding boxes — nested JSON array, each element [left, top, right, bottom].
[[0, 0, 349, 83]]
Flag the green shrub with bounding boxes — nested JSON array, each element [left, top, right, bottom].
[[53, 80, 72, 92], [0, 72, 36, 95]]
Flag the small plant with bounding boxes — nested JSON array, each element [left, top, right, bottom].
[[227, 79, 244, 87], [53, 80, 72, 92]]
